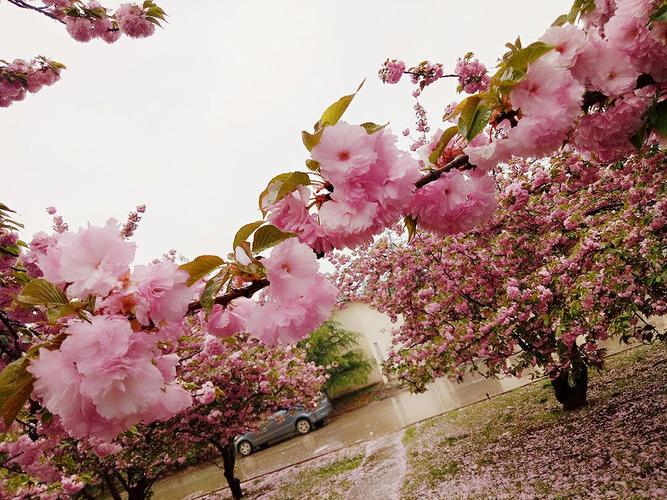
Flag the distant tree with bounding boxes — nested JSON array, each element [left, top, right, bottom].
[[300, 321, 374, 398]]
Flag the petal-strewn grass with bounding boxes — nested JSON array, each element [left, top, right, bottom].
[[402, 343, 667, 499]]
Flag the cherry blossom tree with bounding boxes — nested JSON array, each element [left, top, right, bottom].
[[332, 147, 666, 410]]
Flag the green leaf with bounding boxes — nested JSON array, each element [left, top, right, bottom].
[[318, 79, 365, 128], [302, 129, 323, 152], [629, 123, 647, 150], [16, 279, 68, 307], [0, 357, 34, 427], [404, 215, 418, 242], [457, 96, 491, 141], [504, 42, 553, 74], [258, 171, 311, 214], [200, 268, 230, 313], [233, 221, 265, 250], [651, 3, 667, 22], [252, 224, 296, 254], [648, 100, 667, 135], [551, 14, 569, 26], [305, 159, 320, 172], [360, 122, 388, 134], [179, 255, 225, 286], [428, 126, 459, 165]]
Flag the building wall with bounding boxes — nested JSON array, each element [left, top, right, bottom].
[[331, 301, 404, 385]]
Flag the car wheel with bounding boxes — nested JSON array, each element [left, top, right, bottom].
[[295, 418, 312, 435], [237, 440, 253, 457]]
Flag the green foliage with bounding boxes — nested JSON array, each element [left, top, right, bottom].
[[258, 171, 311, 214], [457, 97, 491, 142], [251, 224, 296, 254], [0, 357, 33, 427], [233, 221, 264, 250], [15, 278, 89, 323], [179, 255, 225, 286], [300, 321, 374, 397], [301, 80, 365, 151], [317, 80, 365, 129], [428, 126, 459, 165]]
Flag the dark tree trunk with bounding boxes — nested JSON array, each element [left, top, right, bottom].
[[550, 361, 588, 410], [103, 473, 122, 500], [126, 479, 151, 500], [213, 440, 243, 499]]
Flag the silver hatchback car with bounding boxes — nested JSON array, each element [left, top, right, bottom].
[[234, 394, 332, 456]]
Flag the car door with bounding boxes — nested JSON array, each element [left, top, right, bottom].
[[262, 410, 288, 443], [273, 411, 298, 440]]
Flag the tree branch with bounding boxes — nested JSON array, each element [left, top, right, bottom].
[[415, 154, 472, 188], [187, 279, 270, 315], [7, 0, 65, 23]]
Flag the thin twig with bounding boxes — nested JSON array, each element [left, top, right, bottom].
[[8, 0, 65, 23]]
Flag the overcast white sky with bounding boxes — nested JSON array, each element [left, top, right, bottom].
[[1, 1, 566, 264]]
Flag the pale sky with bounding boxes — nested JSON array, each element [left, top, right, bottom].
[[1, 1, 566, 264]]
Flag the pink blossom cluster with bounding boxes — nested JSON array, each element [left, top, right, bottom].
[[120, 203, 146, 238], [15, 219, 196, 440], [27, 315, 192, 441], [204, 239, 338, 345], [47, 1, 161, 43], [463, 1, 667, 169], [0, 57, 61, 108], [404, 129, 497, 235], [454, 54, 490, 94], [465, 55, 584, 171], [268, 123, 420, 252], [408, 61, 445, 89], [408, 170, 498, 235], [378, 58, 405, 84], [574, 90, 653, 162]]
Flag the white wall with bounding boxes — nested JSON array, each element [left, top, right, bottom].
[[332, 301, 404, 383]]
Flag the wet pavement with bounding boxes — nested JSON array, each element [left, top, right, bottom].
[[154, 337, 646, 500]]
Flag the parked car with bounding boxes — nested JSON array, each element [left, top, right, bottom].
[[234, 394, 332, 456]]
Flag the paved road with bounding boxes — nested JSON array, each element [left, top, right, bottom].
[[154, 336, 650, 500]]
